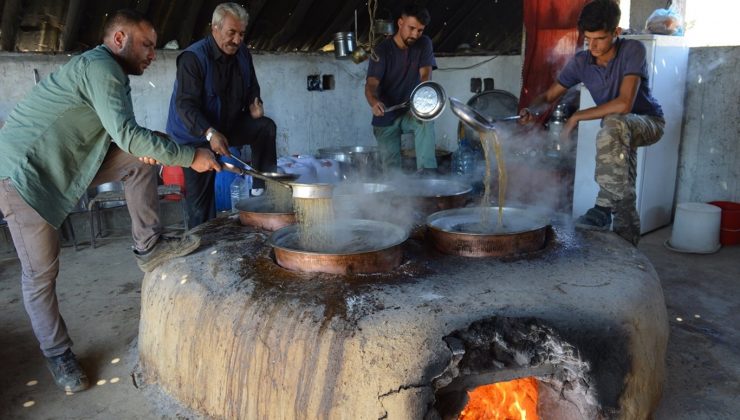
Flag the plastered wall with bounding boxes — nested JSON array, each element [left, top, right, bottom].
[[0, 50, 522, 156]]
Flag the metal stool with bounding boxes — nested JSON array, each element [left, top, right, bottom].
[[88, 184, 186, 248]]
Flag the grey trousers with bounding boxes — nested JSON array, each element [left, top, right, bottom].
[[0, 146, 161, 357]]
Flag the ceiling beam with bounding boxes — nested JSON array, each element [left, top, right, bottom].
[[0, 0, 22, 51], [177, 0, 204, 49], [59, 0, 86, 51], [266, 0, 317, 50]]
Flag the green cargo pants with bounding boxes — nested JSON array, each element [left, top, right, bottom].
[[373, 112, 436, 171]]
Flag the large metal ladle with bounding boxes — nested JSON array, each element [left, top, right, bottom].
[[449, 97, 527, 132], [223, 155, 333, 199], [448, 97, 498, 132], [384, 81, 447, 121]]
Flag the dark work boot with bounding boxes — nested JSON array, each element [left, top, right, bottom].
[[612, 205, 641, 246], [575, 206, 612, 231], [134, 233, 201, 272], [45, 349, 89, 393]]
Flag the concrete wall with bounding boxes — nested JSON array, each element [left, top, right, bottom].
[[0, 50, 522, 156], [676, 46, 740, 203]]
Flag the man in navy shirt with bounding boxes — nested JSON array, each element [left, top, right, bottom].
[[365, 4, 437, 173], [519, 0, 664, 245]]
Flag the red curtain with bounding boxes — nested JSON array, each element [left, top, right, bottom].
[[518, 0, 588, 118]]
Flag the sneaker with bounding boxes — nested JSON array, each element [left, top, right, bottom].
[[575, 206, 612, 231], [134, 233, 201, 272], [251, 188, 265, 197], [45, 349, 89, 393]]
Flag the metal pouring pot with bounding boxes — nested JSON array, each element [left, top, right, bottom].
[[290, 183, 334, 199], [223, 156, 333, 199], [316, 146, 380, 180], [385, 81, 447, 121]]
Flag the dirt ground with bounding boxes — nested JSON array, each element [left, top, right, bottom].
[[0, 226, 738, 419]]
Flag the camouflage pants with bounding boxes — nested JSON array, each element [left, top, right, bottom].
[[594, 113, 665, 245]]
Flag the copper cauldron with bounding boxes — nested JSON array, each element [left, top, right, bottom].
[[392, 178, 472, 217], [332, 182, 395, 220], [236, 197, 295, 231], [269, 219, 408, 275], [427, 207, 549, 257]]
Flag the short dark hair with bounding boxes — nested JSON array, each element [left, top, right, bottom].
[[578, 0, 621, 33], [103, 9, 154, 37], [401, 3, 431, 26]]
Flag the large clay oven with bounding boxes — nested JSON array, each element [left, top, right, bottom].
[[137, 217, 668, 419]]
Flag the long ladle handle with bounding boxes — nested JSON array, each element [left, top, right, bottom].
[[496, 115, 521, 122], [384, 101, 409, 112], [224, 157, 292, 190]]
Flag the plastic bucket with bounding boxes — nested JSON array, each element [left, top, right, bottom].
[[161, 166, 185, 201], [668, 203, 721, 253], [709, 201, 740, 246]]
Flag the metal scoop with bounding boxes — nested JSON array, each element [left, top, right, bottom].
[[222, 156, 297, 184], [449, 97, 497, 132], [223, 156, 333, 199], [384, 81, 447, 121]]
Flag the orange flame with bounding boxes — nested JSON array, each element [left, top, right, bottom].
[[459, 377, 539, 420]]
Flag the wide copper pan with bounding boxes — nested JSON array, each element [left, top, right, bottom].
[[427, 207, 549, 257], [269, 219, 408, 275], [236, 197, 295, 231], [392, 178, 472, 216], [332, 182, 396, 219]]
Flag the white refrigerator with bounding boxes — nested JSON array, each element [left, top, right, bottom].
[[572, 34, 689, 233]]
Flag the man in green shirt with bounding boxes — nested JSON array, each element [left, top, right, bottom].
[[0, 10, 219, 393]]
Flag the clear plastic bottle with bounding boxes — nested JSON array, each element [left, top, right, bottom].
[[452, 138, 477, 176], [230, 176, 247, 212]]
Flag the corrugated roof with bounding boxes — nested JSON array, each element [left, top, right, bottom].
[[0, 0, 522, 55]]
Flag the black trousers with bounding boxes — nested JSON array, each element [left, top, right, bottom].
[[183, 115, 277, 228]]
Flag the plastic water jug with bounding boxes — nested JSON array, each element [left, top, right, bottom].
[[451, 139, 477, 176], [230, 175, 252, 212]]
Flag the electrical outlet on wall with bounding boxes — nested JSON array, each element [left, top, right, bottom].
[[470, 78, 482, 93], [322, 74, 335, 90], [483, 78, 494, 91], [307, 75, 322, 91]]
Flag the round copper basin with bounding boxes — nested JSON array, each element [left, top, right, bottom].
[[236, 197, 296, 231], [332, 182, 396, 219], [427, 207, 549, 257], [392, 178, 472, 216], [269, 219, 408, 275]]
